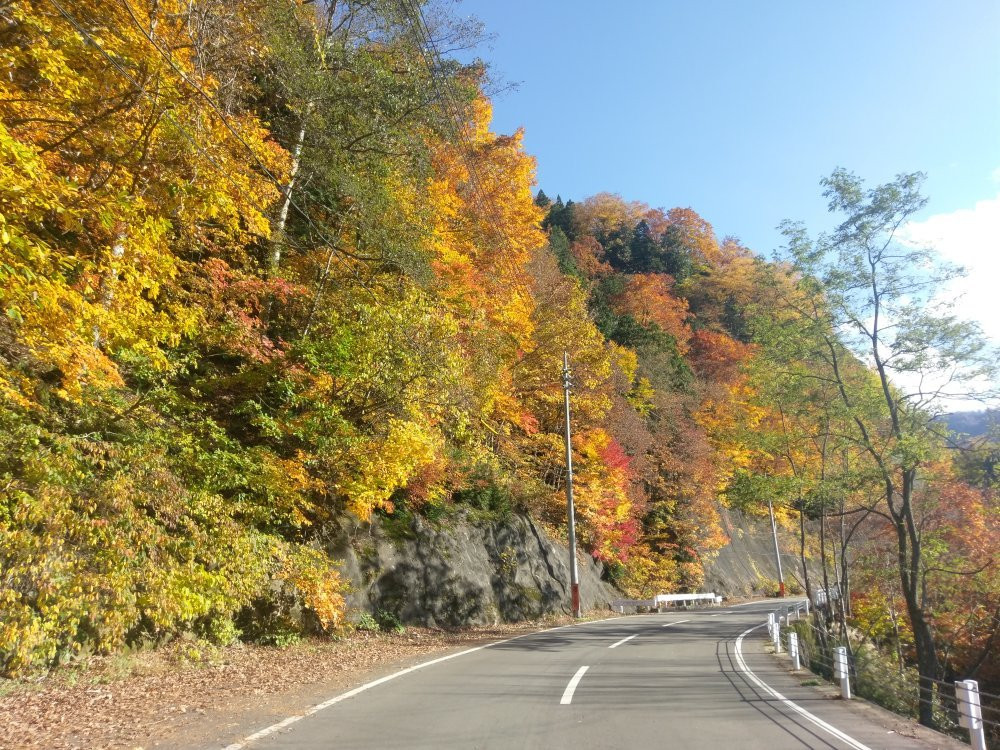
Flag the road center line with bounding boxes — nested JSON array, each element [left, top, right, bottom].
[[734, 623, 873, 750], [560, 666, 590, 705], [220, 616, 622, 749], [662, 619, 691, 627], [608, 633, 638, 648]]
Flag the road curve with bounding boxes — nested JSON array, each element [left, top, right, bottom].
[[222, 602, 944, 750]]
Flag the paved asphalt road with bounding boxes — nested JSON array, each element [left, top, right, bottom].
[[231, 602, 946, 750]]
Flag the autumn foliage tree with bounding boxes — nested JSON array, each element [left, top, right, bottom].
[[2, 3, 996, 716]]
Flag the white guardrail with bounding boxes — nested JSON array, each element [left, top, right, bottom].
[[610, 592, 723, 612]]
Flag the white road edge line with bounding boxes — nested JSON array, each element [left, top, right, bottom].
[[729, 599, 807, 608], [662, 619, 691, 627], [219, 616, 621, 750], [560, 666, 590, 704], [734, 623, 873, 750], [608, 633, 638, 648]]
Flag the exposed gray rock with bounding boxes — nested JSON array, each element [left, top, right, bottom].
[[704, 506, 816, 598], [326, 510, 618, 626]]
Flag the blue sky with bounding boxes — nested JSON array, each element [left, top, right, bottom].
[[458, 0, 999, 249], [456, 0, 1000, 349]]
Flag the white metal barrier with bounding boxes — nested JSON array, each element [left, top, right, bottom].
[[610, 592, 721, 613], [833, 646, 851, 699], [653, 593, 721, 606], [956, 679, 987, 750], [812, 585, 841, 607], [768, 602, 812, 669]]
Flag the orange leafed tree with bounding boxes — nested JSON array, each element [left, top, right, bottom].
[[666, 207, 720, 266], [426, 97, 544, 348], [611, 274, 692, 353]]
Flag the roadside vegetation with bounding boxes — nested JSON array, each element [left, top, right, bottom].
[[1, 0, 996, 734]]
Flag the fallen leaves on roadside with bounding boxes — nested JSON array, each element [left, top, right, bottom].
[[0, 618, 586, 749]]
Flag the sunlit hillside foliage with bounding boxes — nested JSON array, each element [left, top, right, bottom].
[[1, 0, 996, 710]]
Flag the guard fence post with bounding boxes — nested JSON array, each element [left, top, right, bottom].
[[789, 632, 800, 671], [773, 619, 781, 653], [833, 647, 851, 700], [956, 679, 987, 750]]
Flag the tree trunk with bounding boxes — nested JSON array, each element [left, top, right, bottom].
[[799, 500, 812, 605], [907, 595, 940, 727], [819, 507, 833, 629], [832, 522, 853, 658], [894, 470, 940, 727], [888, 597, 905, 674], [93, 233, 125, 347], [270, 116, 308, 273], [839, 496, 851, 618]]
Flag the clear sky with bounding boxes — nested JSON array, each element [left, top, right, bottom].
[[457, 0, 1000, 346]]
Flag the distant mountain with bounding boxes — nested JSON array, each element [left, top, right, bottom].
[[943, 410, 998, 438]]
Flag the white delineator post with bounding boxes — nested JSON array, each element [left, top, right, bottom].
[[956, 679, 987, 750], [773, 619, 781, 653], [833, 647, 851, 700], [789, 632, 800, 671], [767, 612, 776, 639]]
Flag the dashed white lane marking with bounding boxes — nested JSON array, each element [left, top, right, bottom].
[[662, 619, 691, 627], [734, 623, 873, 750], [711, 613, 720, 617], [560, 666, 590, 705], [219, 616, 622, 749], [609, 634, 638, 648]]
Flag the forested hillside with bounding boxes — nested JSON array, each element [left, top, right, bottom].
[[1, 0, 997, 726]]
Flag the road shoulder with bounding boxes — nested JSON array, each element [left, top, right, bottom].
[[741, 627, 969, 750]]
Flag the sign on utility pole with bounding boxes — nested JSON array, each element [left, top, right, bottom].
[[562, 352, 581, 618]]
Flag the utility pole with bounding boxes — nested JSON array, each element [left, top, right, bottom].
[[562, 352, 581, 617], [767, 496, 786, 597]]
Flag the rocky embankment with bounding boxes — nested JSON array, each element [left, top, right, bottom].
[[328, 510, 618, 625], [704, 506, 811, 598]]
